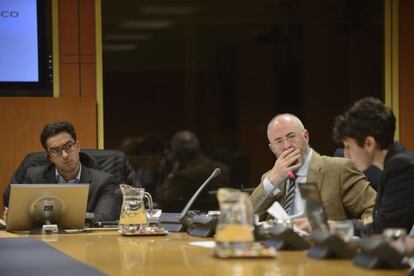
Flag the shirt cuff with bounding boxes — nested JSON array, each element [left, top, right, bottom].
[[263, 177, 281, 196]]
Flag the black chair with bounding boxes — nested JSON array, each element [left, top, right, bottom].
[[4, 149, 137, 207]]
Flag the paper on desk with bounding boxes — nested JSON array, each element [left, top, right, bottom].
[[266, 202, 290, 220], [266, 202, 310, 237], [188, 241, 216, 248]]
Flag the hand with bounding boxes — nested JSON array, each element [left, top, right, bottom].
[[292, 217, 310, 232], [2, 208, 7, 222], [362, 216, 373, 225], [267, 148, 302, 187]]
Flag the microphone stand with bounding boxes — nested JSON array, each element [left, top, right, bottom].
[[179, 168, 221, 222], [159, 168, 221, 232]]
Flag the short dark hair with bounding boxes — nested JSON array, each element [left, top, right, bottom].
[[171, 130, 201, 160], [40, 121, 77, 150], [122, 135, 165, 156], [333, 97, 395, 150]]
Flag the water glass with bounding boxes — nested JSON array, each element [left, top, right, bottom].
[[383, 228, 407, 254], [332, 220, 354, 242]]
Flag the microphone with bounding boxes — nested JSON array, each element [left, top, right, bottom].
[[179, 168, 221, 222], [159, 168, 222, 232], [253, 171, 295, 214]]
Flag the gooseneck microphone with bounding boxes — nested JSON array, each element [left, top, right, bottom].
[[178, 168, 221, 222], [253, 171, 295, 214]]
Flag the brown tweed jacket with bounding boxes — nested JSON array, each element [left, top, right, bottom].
[[250, 150, 376, 221]]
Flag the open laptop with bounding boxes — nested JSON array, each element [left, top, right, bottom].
[[6, 184, 89, 232]]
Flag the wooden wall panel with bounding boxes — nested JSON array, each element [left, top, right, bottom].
[[59, 0, 79, 55], [60, 64, 80, 97], [59, 0, 80, 97], [0, 97, 97, 213], [81, 63, 97, 97], [79, 0, 96, 54], [399, 0, 414, 151], [79, 0, 97, 98], [58, 0, 97, 98]]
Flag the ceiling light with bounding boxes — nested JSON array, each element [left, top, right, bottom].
[[121, 20, 173, 29], [140, 6, 197, 15], [102, 44, 137, 51], [105, 34, 152, 41]]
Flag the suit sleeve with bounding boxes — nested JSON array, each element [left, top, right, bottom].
[[93, 174, 119, 222], [340, 159, 376, 220], [249, 171, 283, 218], [370, 157, 414, 233]]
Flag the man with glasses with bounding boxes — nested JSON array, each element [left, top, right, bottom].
[[3, 121, 118, 222], [250, 113, 376, 229]]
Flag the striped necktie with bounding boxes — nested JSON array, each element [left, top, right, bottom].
[[283, 177, 296, 214]]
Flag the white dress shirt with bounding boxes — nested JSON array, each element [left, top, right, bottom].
[[55, 164, 82, 184], [263, 149, 313, 218]]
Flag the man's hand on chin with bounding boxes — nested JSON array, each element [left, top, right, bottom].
[[268, 148, 301, 187]]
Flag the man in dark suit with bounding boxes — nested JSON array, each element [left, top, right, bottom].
[[333, 97, 414, 235], [3, 121, 118, 222], [157, 131, 230, 212]]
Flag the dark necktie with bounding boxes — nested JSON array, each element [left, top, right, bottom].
[[283, 177, 296, 214]]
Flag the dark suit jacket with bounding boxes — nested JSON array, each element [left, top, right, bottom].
[[361, 143, 414, 235], [157, 154, 230, 212], [5, 164, 119, 222]]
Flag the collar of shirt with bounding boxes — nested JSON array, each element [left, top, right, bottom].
[[295, 148, 313, 182], [55, 164, 82, 184]]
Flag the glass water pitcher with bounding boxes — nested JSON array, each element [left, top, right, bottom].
[[119, 184, 153, 235], [215, 188, 254, 249]]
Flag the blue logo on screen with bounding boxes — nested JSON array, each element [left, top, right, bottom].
[[0, 11, 20, 17]]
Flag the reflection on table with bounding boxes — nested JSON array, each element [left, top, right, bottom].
[[0, 231, 408, 276]]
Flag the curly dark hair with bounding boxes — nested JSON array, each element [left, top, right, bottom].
[[40, 121, 77, 150], [333, 97, 395, 150]]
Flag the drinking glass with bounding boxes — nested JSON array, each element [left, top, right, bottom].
[[332, 220, 354, 242]]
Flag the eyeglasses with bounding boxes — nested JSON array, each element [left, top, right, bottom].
[[272, 132, 301, 147], [48, 140, 77, 157]]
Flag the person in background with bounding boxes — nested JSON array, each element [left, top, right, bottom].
[[250, 113, 376, 230], [120, 135, 169, 202], [3, 121, 118, 223], [157, 130, 230, 212], [333, 97, 414, 236]]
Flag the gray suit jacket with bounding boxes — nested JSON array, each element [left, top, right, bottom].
[[250, 150, 376, 221], [22, 164, 119, 222]]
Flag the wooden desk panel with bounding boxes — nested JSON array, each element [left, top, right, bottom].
[[18, 232, 406, 276]]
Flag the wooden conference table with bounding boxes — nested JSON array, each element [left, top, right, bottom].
[[0, 230, 408, 275]]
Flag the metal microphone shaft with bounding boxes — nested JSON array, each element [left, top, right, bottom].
[[179, 168, 221, 221]]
